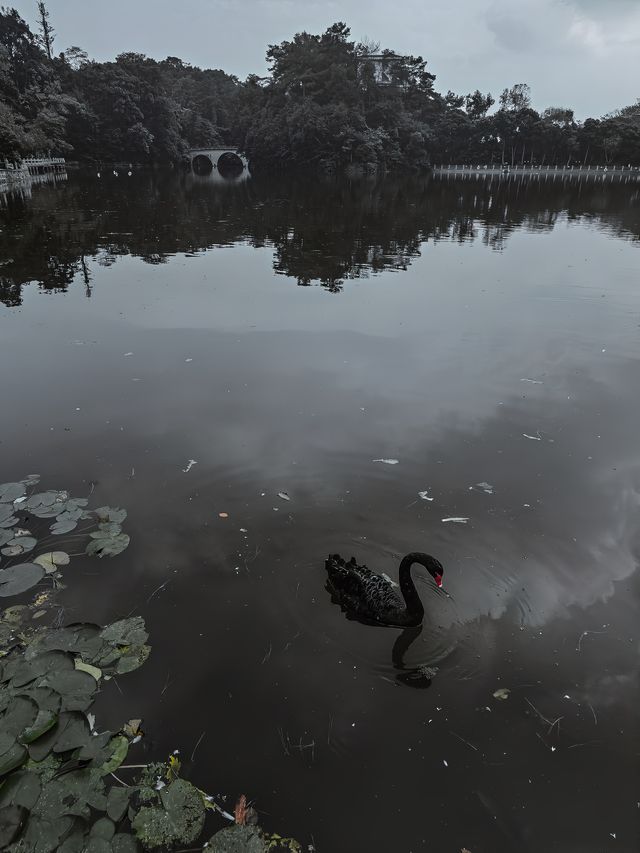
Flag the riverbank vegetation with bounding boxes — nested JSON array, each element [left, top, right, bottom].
[[0, 7, 638, 169], [0, 476, 299, 852]]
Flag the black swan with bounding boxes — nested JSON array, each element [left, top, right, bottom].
[[325, 551, 444, 627]]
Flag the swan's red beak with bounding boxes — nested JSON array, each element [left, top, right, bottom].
[[435, 573, 443, 588]]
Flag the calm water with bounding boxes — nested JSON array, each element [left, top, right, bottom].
[[1, 172, 639, 852]]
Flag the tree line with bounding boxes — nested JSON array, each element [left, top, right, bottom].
[[1, 8, 638, 169], [3, 169, 637, 306]]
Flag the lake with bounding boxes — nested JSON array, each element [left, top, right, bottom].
[[1, 170, 639, 853]]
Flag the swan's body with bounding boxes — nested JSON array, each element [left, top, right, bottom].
[[325, 551, 444, 628]]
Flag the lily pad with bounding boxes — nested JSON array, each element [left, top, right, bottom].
[[100, 618, 148, 648], [132, 779, 205, 849], [0, 769, 42, 810], [98, 736, 128, 775], [7, 536, 37, 553], [0, 505, 16, 524], [0, 483, 26, 503], [0, 804, 28, 846], [86, 533, 130, 558], [0, 563, 45, 597], [94, 507, 127, 525], [1, 545, 24, 557], [208, 825, 269, 853], [34, 552, 70, 573], [74, 659, 102, 681], [51, 518, 78, 535]]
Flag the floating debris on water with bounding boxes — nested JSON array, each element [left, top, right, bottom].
[[373, 458, 399, 465], [470, 482, 494, 494], [523, 433, 542, 441], [277, 491, 291, 501], [442, 517, 469, 524], [521, 378, 543, 384], [493, 688, 511, 700], [418, 489, 434, 501], [182, 459, 197, 473]]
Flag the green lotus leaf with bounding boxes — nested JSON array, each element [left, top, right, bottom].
[[0, 483, 26, 503], [0, 804, 28, 847], [132, 779, 205, 850], [34, 551, 71, 573], [0, 768, 41, 809], [100, 618, 148, 648], [0, 563, 45, 597], [50, 518, 78, 535], [86, 533, 130, 558], [93, 507, 127, 524], [106, 786, 131, 823], [98, 735, 128, 775]]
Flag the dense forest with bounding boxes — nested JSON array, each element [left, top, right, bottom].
[[1, 6, 639, 169]]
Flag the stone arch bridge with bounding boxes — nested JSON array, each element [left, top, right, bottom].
[[188, 148, 249, 173]]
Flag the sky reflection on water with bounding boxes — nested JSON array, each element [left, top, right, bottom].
[[0, 173, 638, 852]]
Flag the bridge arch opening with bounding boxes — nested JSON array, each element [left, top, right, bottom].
[[192, 154, 213, 175], [217, 151, 244, 177]]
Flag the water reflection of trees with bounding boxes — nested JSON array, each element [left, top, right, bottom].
[[1, 172, 638, 305]]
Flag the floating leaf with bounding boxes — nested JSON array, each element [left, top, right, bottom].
[[34, 552, 70, 573], [11, 651, 73, 687], [0, 741, 27, 776], [50, 518, 78, 535], [112, 834, 140, 853], [99, 736, 128, 775], [86, 533, 130, 558], [94, 507, 127, 524], [277, 492, 290, 501], [7, 536, 37, 553], [0, 505, 16, 524], [0, 483, 26, 503], [20, 707, 58, 744], [39, 670, 98, 712], [74, 659, 102, 681], [0, 563, 45, 597], [132, 779, 205, 849], [115, 645, 150, 674], [208, 825, 268, 853], [1, 545, 24, 557], [0, 768, 41, 810], [0, 804, 28, 846], [493, 687, 511, 700], [106, 786, 130, 823], [100, 618, 148, 648]]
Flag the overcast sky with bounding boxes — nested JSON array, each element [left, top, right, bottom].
[[12, 0, 640, 118]]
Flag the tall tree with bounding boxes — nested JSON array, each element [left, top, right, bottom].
[[36, 1, 54, 60]]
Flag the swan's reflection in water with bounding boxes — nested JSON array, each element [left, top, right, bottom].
[[392, 625, 435, 688]]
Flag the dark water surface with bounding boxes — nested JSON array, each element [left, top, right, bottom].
[[1, 172, 639, 852]]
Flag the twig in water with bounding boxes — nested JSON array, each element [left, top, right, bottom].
[[588, 703, 598, 725], [110, 771, 129, 787], [190, 731, 206, 763], [525, 697, 552, 727], [327, 715, 333, 747], [277, 727, 291, 756], [576, 629, 607, 652], [118, 764, 149, 770], [161, 671, 172, 696], [450, 730, 479, 752], [261, 642, 272, 664], [146, 579, 170, 604], [112, 677, 123, 696], [547, 716, 564, 737]]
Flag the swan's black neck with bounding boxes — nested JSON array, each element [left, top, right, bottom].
[[398, 553, 428, 620]]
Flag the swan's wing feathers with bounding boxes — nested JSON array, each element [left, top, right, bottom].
[[325, 554, 402, 617]]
